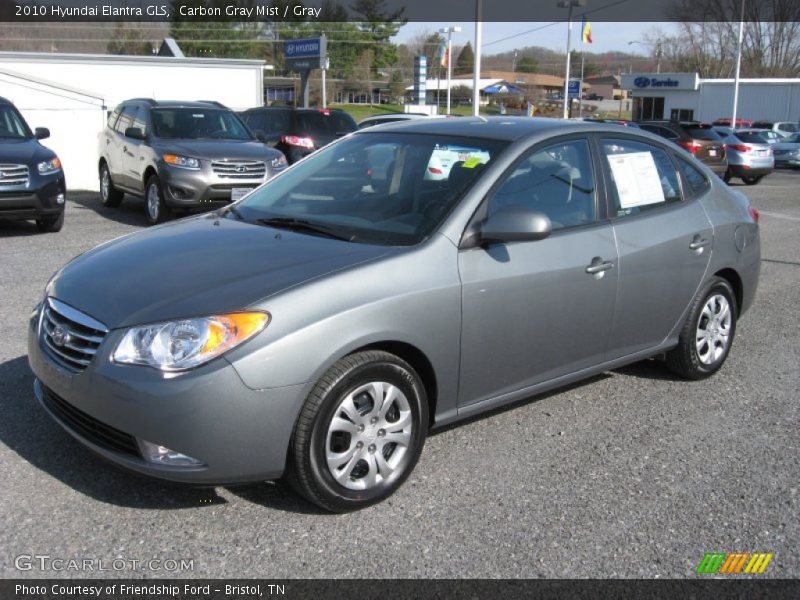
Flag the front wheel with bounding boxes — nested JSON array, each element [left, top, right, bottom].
[[286, 351, 429, 512], [144, 175, 171, 225], [36, 211, 64, 233], [665, 277, 737, 380]]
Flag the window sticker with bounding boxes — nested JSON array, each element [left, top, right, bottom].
[[607, 151, 665, 209]]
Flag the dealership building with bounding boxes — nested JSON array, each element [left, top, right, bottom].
[[620, 73, 800, 123]]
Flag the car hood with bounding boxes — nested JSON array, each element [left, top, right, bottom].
[[152, 139, 281, 161], [774, 142, 800, 151], [50, 215, 395, 329], [0, 138, 53, 163]]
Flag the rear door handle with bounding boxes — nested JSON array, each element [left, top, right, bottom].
[[585, 257, 615, 275], [689, 237, 710, 250]]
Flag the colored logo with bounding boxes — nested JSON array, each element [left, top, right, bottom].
[[51, 326, 70, 348], [633, 76, 651, 88], [696, 552, 774, 574]]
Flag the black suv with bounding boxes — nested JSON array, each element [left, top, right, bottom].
[[0, 96, 65, 232], [98, 99, 287, 224], [238, 107, 357, 164], [637, 120, 727, 177]]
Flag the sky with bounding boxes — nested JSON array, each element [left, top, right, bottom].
[[394, 22, 677, 57]]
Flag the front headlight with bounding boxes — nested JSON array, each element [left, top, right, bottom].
[[270, 155, 288, 169], [163, 154, 201, 170], [112, 312, 269, 371], [37, 157, 62, 175]]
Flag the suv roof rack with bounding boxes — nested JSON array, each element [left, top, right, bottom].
[[129, 98, 157, 105], [199, 100, 229, 109]]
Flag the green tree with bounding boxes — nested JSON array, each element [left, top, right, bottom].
[[169, 0, 264, 58], [350, 0, 407, 73], [455, 42, 474, 76], [515, 56, 539, 73], [107, 23, 152, 56]]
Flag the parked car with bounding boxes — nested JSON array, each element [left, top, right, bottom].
[[750, 120, 798, 138], [721, 130, 774, 185], [358, 113, 433, 129], [578, 117, 640, 128], [98, 99, 287, 225], [712, 118, 753, 129], [773, 132, 800, 168], [0, 96, 65, 232], [637, 121, 727, 177], [30, 118, 760, 512], [239, 107, 358, 164]]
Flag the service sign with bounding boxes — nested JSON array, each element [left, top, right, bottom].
[[621, 72, 700, 91], [284, 36, 327, 71]]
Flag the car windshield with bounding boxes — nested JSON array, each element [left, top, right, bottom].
[[225, 132, 507, 246], [734, 132, 769, 144], [684, 125, 722, 141], [0, 105, 33, 139], [783, 133, 800, 144], [151, 108, 252, 140]]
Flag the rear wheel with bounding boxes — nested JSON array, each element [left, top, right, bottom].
[[665, 277, 737, 380], [742, 175, 764, 185], [36, 211, 64, 233], [144, 175, 171, 225], [99, 163, 124, 207], [722, 169, 732, 184], [286, 350, 429, 512]]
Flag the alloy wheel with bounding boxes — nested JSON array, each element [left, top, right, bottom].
[[696, 294, 732, 365]]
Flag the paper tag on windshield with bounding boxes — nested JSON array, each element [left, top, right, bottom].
[[607, 152, 665, 209], [462, 156, 484, 169]]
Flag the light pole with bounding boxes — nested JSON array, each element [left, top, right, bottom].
[[439, 25, 462, 116], [558, 0, 586, 119], [731, 0, 746, 129], [473, 1, 482, 117], [628, 39, 663, 74]]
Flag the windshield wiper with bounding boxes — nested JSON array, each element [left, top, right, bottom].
[[256, 217, 355, 242]]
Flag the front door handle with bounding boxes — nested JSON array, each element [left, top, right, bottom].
[[585, 257, 615, 276]]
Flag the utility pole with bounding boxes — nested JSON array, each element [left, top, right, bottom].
[[472, 0, 483, 117]]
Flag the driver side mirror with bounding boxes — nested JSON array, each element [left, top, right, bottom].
[[34, 127, 50, 140], [124, 126, 146, 140], [479, 205, 552, 245]]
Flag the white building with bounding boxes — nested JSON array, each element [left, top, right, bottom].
[[620, 73, 800, 124], [0, 51, 266, 191]]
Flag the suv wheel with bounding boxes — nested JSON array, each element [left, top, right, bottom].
[[665, 277, 737, 380], [99, 163, 124, 207], [145, 175, 171, 225], [742, 175, 764, 186], [286, 350, 429, 512], [36, 211, 64, 233]]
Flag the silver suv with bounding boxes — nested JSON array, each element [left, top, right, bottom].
[[97, 99, 287, 224]]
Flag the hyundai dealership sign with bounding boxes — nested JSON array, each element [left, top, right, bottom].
[[284, 36, 327, 71], [621, 73, 699, 91]]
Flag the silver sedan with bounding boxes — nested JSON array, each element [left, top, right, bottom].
[[29, 118, 760, 511]]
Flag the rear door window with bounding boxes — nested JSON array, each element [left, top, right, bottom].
[[602, 138, 683, 218], [114, 105, 137, 135]]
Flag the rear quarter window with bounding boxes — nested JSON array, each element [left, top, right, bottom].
[[676, 157, 710, 198]]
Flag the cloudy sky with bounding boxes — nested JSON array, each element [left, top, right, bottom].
[[395, 21, 677, 56]]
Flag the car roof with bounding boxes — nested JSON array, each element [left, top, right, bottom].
[[355, 116, 608, 142], [145, 100, 228, 109], [243, 106, 349, 114]]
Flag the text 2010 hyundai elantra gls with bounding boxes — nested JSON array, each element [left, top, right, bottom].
[[28, 118, 760, 512]]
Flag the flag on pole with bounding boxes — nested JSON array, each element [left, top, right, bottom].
[[438, 40, 449, 68], [526, 101, 536, 117], [581, 18, 592, 44]]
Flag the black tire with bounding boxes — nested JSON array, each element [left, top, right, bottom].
[[35, 211, 64, 233], [144, 174, 171, 225], [286, 350, 429, 512], [665, 277, 738, 380], [722, 169, 732, 184], [742, 175, 764, 186], [99, 163, 124, 207]]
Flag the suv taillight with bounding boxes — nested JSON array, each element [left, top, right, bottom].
[[281, 135, 315, 149], [748, 206, 760, 224], [679, 140, 702, 154]]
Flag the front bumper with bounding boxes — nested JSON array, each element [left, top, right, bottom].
[[27, 307, 310, 485], [774, 154, 800, 167], [160, 163, 283, 209], [0, 175, 65, 220]]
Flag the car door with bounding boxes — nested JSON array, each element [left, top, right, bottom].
[[111, 104, 137, 188], [599, 136, 714, 359], [121, 106, 148, 194], [458, 137, 619, 408]]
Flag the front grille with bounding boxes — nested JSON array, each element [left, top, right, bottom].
[[0, 164, 29, 186], [211, 160, 266, 179], [40, 298, 108, 373], [40, 384, 140, 458]]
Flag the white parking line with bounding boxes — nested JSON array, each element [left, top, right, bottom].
[[758, 210, 800, 222]]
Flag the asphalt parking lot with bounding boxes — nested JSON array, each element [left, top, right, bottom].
[[1, 170, 798, 579]]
